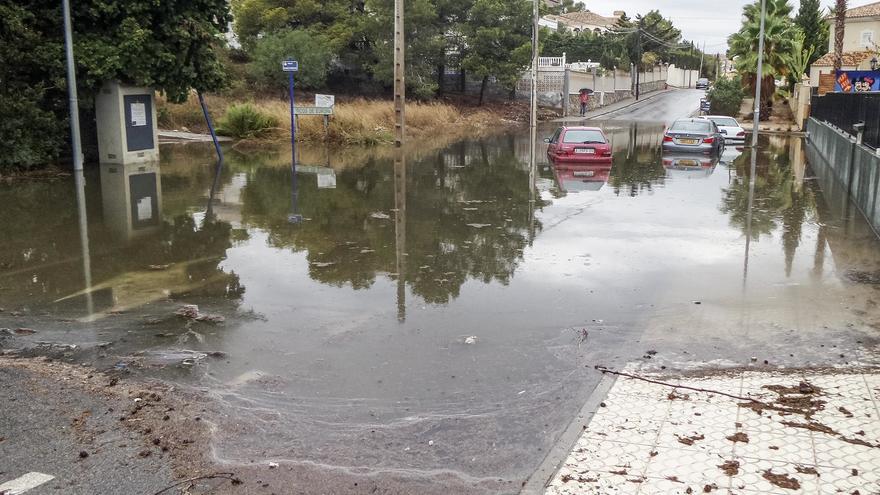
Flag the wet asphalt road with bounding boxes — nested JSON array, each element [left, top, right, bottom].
[[593, 88, 704, 122], [2, 88, 880, 494]]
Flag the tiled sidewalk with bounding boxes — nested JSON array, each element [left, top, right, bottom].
[[546, 369, 880, 494]]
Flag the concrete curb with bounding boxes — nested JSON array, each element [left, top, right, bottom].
[[519, 372, 618, 495]]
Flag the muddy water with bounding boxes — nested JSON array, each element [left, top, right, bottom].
[[2, 124, 880, 492]]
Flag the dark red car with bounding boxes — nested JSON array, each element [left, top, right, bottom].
[[545, 126, 612, 163]]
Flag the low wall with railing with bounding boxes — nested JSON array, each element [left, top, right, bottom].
[[811, 92, 880, 149], [806, 117, 880, 235]]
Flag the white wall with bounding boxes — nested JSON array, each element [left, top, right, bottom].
[[666, 65, 700, 88], [827, 17, 880, 53]]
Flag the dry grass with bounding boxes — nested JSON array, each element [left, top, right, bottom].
[[157, 95, 506, 145]]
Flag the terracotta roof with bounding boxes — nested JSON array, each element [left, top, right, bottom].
[[846, 1, 880, 17], [825, 1, 880, 19], [812, 50, 875, 66], [557, 10, 619, 28]]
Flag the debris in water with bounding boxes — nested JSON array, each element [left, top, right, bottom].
[[268, 462, 279, 469], [312, 262, 335, 268], [370, 212, 390, 219], [463, 336, 478, 344], [14, 328, 37, 335], [174, 304, 224, 323], [466, 223, 491, 228], [148, 264, 171, 270], [428, 440, 434, 446]]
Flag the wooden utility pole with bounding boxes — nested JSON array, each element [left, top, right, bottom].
[[394, 0, 405, 147], [393, 0, 406, 321]]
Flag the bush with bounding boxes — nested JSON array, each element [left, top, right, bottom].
[[216, 103, 278, 139], [707, 76, 745, 117], [249, 29, 333, 93]]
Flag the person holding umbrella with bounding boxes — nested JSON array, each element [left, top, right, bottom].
[[578, 88, 593, 117]]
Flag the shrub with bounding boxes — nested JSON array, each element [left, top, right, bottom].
[[707, 76, 745, 117], [216, 103, 278, 139]]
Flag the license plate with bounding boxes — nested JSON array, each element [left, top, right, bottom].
[[678, 138, 698, 145], [678, 159, 697, 166], [573, 171, 595, 177], [574, 148, 595, 154]]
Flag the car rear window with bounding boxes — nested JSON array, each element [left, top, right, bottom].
[[709, 117, 738, 127], [670, 120, 711, 132], [562, 130, 606, 143]]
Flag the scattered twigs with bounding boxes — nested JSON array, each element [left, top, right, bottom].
[[594, 366, 760, 403], [152, 472, 241, 494]]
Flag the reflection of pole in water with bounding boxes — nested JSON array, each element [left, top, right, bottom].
[[205, 159, 224, 223], [288, 166, 303, 224], [74, 170, 94, 316], [742, 145, 759, 289], [394, 152, 406, 322]]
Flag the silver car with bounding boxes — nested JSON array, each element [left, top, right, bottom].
[[662, 118, 724, 154]]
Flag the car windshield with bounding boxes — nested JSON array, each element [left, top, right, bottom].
[[670, 120, 711, 133], [709, 117, 738, 127], [562, 130, 606, 143], [697, 78, 708, 83]]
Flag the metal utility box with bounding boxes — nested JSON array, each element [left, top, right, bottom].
[[95, 81, 159, 164], [100, 162, 163, 240]]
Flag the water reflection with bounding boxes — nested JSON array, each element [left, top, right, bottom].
[[661, 153, 718, 179]]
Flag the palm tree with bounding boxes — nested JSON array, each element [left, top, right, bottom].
[[833, 0, 847, 71], [728, 0, 797, 118]]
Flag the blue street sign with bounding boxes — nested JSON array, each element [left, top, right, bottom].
[[282, 59, 299, 72]]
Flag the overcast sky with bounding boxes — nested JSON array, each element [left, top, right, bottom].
[[596, 0, 868, 53]]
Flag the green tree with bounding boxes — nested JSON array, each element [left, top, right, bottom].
[[1, 0, 230, 171], [728, 0, 796, 118], [782, 30, 815, 85], [795, 0, 829, 65], [250, 29, 334, 92], [462, 0, 533, 104], [706, 76, 745, 116]]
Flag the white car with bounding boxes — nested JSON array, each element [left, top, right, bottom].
[[700, 115, 746, 143]]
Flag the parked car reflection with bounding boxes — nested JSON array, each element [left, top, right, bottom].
[[549, 160, 613, 193], [661, 152, 719, 179]]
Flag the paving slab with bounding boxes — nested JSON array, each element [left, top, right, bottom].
[[544, 367, 880, 495]]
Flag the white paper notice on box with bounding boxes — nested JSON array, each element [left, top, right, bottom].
[[131, 102, 147, 127]]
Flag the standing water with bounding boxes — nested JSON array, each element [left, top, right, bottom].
[[2, 123, 879, 492]]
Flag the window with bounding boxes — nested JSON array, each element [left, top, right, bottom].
[[861, 30, 874, 47], [670, 120, 712, 132], [562, 129, 606, 143], [708, 117, 739, 127]]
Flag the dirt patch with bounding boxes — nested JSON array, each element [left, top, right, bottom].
[[718, 460, 740, 476], [795, 465, 819, 476], [726, 432, 749, 443], [762, 470, 801, 490], [676, 433, 705, 446]]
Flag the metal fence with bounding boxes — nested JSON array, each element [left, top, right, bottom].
[[811, 92, 880, 149]]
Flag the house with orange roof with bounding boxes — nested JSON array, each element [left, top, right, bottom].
[[810, 1, 880, 86]]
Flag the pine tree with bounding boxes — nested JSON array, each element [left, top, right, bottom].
[[795, 0, 830, 65]]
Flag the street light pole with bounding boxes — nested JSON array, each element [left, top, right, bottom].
[[529, 0, 538, 154], [751, 0, 767, 148], [62, 0, 83, 172]]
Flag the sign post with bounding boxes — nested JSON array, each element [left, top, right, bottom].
[[282, 59, 299, 168]]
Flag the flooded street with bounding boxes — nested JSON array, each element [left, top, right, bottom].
[[3, 116, 880, 492]]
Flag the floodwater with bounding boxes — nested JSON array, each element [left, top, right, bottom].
[[2, 123, 880, 492]]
